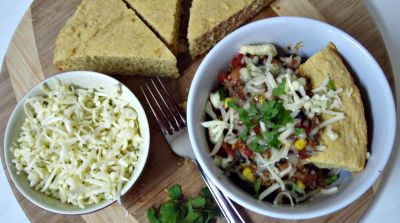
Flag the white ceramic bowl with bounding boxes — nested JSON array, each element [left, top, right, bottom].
[[4, 71, 150, 214], [187, 17, 396, 219]]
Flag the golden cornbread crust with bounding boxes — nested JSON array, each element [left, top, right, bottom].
[[188, 0, 272, 58], [299, 43, 367, 172], [125, 0, 181, 54], [54, 0, 179, 78]]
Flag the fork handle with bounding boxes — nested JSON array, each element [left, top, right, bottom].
[[193, 160, 245, 223]]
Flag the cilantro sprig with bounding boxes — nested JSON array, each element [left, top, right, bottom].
[[254, 179, 262, 198], [227, 99, 293, 152], [147, 185, 221, 223], [272, 78, 287, 97], [295, 127, 305, 135]]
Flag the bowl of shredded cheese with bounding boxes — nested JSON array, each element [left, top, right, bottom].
[[4, 71, 150, 214]]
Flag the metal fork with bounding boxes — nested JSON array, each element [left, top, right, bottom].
[[141, 77, 245, 223]]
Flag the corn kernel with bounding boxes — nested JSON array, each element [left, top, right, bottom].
[[258, 95, 264, 104], [294, 138, 307, 150], [224, 97, 233, 108], [242, 167, 256, 183], [296, 180, 305, 190]]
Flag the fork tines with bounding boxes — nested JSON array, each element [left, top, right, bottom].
[[140, 77, 186, 135]]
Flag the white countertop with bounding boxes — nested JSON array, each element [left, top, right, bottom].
[[0, 0, 399, 222]]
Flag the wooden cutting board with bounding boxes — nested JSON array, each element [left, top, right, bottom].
[[0, 0, 394, 222]]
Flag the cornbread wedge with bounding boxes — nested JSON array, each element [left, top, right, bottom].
[[125, 0, 181, 54], [54, 0, 179, 78], [299, 43, 367, 172], [187, 0, 272, 58]]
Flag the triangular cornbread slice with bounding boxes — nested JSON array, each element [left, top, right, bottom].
[[299, 43, 367, 172], [54, 0, 179, 78], [187, 0, 272, 58], [125, 0, 181, 54]]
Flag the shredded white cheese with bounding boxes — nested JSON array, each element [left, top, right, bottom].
[[11, 83, 143, 208], [239, 44, 278, 56]]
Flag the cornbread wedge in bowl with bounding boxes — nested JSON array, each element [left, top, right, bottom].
[[299, 43, 367, 172], [54, 0, 179, 78]]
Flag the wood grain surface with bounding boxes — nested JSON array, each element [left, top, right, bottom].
[[0, 0, 394, 222]]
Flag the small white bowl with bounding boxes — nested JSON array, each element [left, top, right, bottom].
[[4, 71, 150, 215], [187, 17, 396, 219]]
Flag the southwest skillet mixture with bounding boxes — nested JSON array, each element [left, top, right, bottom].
[[201, 43, 360, 206]]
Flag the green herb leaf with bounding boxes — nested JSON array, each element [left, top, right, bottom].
[[263, 130, 280, 149], [183, 201, 200, 223], [168, 185, 182, 200], [147, 186, 220, 223], [159, 201, 182, 223], [248, 103, 258, 117], [295, 128, 305, 135], [191, 197, 206, 208], [227, 101, 239, 111], [330, 174, 338, 184], [254, 179, 262, 198], [273, 78, 287, 96], [218, 89, 227, 101], [248, 136, 266, 152], [261, 100, 278, 121], [238, 126, 249, 141], [200, 187, 212, 200], [328, 79, 336, 90], [147, 208, 161, 223]]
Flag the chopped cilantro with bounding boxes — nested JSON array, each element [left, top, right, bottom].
[[295, 128, 305, 135], [147, 185, 221, 223], [248, 103, 258, 117], [228, 99, 293, 151], [159, 201, 182, 223], [168, 185, 182, 200], [254, 179, 262, 198], [218, 88, 227, 101], [261, 100, 279, 120], [147, 208, 161, 223], [248, 136, 265, 152], [263, 130, 280, 149], [330, 174, 338, 183], [227, 101, 257, 127], [272, 78, 287, 96], [328, 79, 336, 90]]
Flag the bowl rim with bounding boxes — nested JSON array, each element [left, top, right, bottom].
[[3, 71, 150, 215], [187, 16, 396, 219]]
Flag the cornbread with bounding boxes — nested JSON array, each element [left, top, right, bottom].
[[54, 0, 179, 78], [187, 0, 272, 58], [125, 0, 181, 54], [299, 43, 367, 172]]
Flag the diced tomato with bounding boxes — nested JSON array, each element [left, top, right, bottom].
[[231, 54, 244, 69], [308, 140, 318, 147], [230, 68, 241, 81], [243, 147, 253, 157], [305, 125, 312, 134], [264, 149, 271, 159], [298, 151, 311, 160], [271, 58, 281, 65], [222, 143, 234, 156], [253, 126, 261, 135], [234, 141, 246, 152], [217, 72, 229, 85]]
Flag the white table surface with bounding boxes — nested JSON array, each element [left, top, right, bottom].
[[0, 0, 399, 222]]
